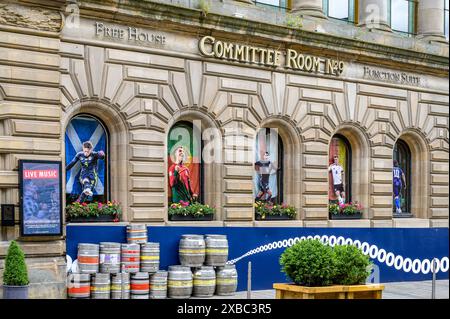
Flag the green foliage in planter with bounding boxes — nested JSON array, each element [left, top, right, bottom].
[[168, 201, 214, 217], [329, 202, 363, 215], [66, 201, 122, 221], [3, 240, 29, 286], [333, 245, 372, 285], [280, 239, 335, 287], [254, 201, 297, 219]]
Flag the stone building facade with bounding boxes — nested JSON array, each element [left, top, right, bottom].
[[0, 0, 448, 298]]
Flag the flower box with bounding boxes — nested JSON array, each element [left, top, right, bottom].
[[254, 201, 297, 221], [273, 283, 384, 299], [65, 201, 121, 223], [168, 201, 215, 221], [330, 212, 363, 220], [329, 202, 363, 220], [255, 214, 294, 221], [169, 214, 214, 221], [67, 215, 117, 223]]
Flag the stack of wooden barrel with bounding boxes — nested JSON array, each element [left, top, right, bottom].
[[168, 234, 238, 299], [67, 224, 167, 299]]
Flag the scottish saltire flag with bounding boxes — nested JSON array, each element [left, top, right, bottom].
[[65, 116, 106, 195]]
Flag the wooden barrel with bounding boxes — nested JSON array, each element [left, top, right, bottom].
[[67, 273, 90, 299], [140, 242, 160, 274], [193, 266, 216, 298], [179, 234, 205, 267], [130, 272, 150, 299], [126, 224, 147, 244], [121, 243, 140, 273], [111, 272, 130, 299], [77, 243, 99, 274], [150, 270, 168, 299], [167, 265, 193, 299], [90, 273, 111, 299], [99, 242, 121, 274], [215, 264, 238, 296], [205, 234, 229, 266]]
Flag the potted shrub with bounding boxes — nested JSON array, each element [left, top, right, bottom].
[[274, 239, 384, 299], [329, 202, 363, 220], [66, 201, 122, 223], [2, 240, 30, 299], [168, 201, 215, 221], [254, 201, 297, 220]]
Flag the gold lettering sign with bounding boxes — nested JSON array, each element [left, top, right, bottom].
[[199, 36, 344, 76]]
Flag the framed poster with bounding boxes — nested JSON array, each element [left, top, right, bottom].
[[19, 160, 63, 237]]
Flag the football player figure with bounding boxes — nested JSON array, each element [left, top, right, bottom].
[[66, 141, 105, 203], [393, 159, 407, 214], [329, 155, 346, 205], [168, 146, 198, 204], [254, 152, 277, 203]]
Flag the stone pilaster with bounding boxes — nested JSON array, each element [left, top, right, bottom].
[[358, 0, 391, 31], [417, 0, 447, 43]]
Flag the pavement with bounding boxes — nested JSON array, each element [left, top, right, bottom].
[[206, 280, 449, 299]]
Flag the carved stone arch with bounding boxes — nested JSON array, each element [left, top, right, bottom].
[[257, 116, 303, 218], [395, 129, 430, 219], [62, 99, 130, 221], [166, 108, 223, 221], [331, 123, 371, 219]]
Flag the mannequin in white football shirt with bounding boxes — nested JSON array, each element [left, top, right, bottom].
[[328, 155, 346, 205]]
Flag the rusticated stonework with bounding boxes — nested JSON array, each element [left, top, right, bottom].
[[0, 2, 62, 32]]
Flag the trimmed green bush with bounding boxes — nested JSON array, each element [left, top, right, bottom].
[[333, 245, 371, 285], [280, 239, 335, 287], [3, 240, 29, 286]]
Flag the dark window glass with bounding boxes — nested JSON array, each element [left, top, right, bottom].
[[328, 134, 352, 204], [65, 114, 109, 204], [393, 139, 411, 214], [167, 121, 203, 205], [254, 128, 284, 204]]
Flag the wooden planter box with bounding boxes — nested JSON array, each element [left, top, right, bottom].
[[67, 215, 117, 223], [169, 214, 214, 221], [273, 283, 384, 299], [330, 212, 363, 220]]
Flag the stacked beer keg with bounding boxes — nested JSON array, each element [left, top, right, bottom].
[[67, 224, 166, 299], [167, 233, 237, 299]]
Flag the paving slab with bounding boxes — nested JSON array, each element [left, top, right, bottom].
[[206, 280, 449, 299]]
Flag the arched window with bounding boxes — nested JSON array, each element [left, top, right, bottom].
[[390, 0, 416, 35], [65, 114, 109, 204], [328, 134, 352, 204], [323, 0, 356, 23], [254, 128, 284, 204], [167, 121, 203, 205], [393, 139, 411, 215]]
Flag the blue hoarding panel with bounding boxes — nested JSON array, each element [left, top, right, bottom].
[[66, 226, 449, 291]]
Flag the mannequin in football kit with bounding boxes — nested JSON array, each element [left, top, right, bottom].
[[66, 141, 105, 203], [393, 160, 407, 214], [328, 155, 346, 205]]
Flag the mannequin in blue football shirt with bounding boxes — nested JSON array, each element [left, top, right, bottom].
[[393, 160, 407, 214], [66, 141, 105, 203]]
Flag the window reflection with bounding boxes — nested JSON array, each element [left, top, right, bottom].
[[445, 0, 449, 40], [328, 0, 349, 20]]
